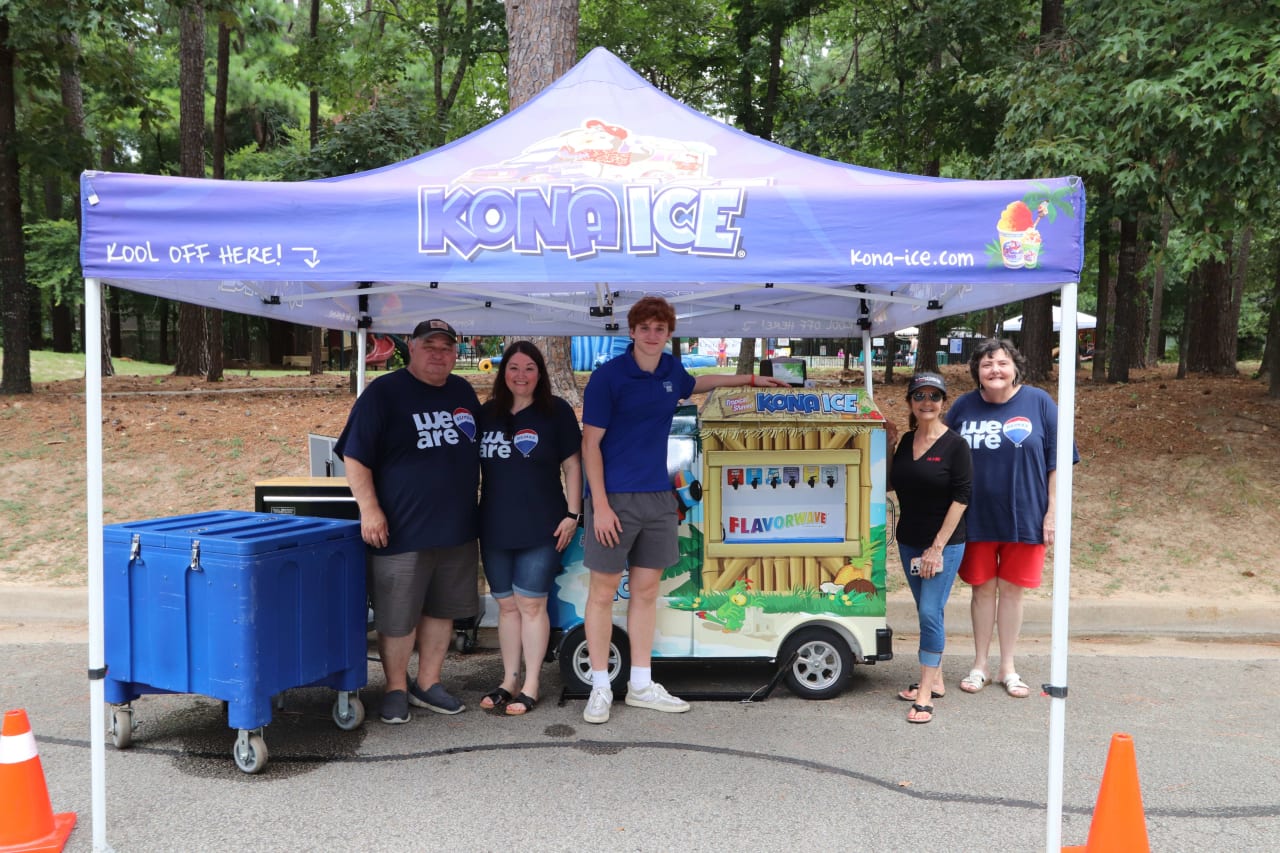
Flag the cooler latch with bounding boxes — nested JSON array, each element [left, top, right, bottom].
[[188, 540, 203, 572], [129, 533, 141, 561]]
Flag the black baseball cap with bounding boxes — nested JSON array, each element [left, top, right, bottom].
[[411, 319, 457, 343], [906, 372, 947, 396]]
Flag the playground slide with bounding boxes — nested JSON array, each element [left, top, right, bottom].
[[365, 334, 396, 368]]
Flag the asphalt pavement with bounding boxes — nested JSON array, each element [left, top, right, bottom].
[[2, 585, 1279, 852]]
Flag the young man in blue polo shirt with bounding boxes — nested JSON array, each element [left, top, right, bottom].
[[580, 296, 789, 724]]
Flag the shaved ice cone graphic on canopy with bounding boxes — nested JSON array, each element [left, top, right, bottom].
[[997, 200, 1048, 269]]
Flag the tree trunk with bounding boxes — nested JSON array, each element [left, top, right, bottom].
[[1262, 240, 1280, 397], [174, 0, 207, 377], [213, 19, 229, 179], [1091, 210, 1114, 383], [1020, 294, 1054, 383], [0, 16, 31, 395], [506, 0, 580, 404], [915, 321, 938, 372], [1185, 255, 1238, 376], [737, 338, 758, 376], [1108, 217, 1139, 383], [1147, 203, 1171, 363], [310, 327, 323, 374]]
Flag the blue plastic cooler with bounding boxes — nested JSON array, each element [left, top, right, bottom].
[[103, 510, 367, 772]]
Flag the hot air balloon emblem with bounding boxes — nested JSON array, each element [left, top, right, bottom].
[[452, 408, 477, 442], [513, 428, 539, 458], [1002, 416, 1033, 447]]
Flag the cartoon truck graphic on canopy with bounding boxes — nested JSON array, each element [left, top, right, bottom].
[[551, 386, 893, 699]]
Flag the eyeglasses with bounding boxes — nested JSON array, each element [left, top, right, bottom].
[[911, 390, 944, 402]]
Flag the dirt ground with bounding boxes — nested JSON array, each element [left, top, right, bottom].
[[2, 362, 1278, 608]]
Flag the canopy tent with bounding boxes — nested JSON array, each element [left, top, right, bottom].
[[1002, 306, 1097, 332], [79, 47, 1085, 852]]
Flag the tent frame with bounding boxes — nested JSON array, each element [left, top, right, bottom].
[[82, 277, 1080, 853]]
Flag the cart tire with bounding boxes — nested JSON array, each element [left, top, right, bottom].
[[332, 695, 365, 731], [558, 624, 629, 692], [779, 627, 853, 699], [109, 707, 134, 750], [233, 733, 269, 774], [454, 631, 476, 654]]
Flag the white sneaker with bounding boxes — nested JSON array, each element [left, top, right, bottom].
[[583, 686, 613, 724], [624, 681, 690, 713]]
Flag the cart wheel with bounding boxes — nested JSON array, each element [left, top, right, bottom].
[[779, 627, 853, 700], [332, 695, 365, 731], [558, 624, 629, 692], [109, 706, 134, 750], [232, 732, 269, 774]]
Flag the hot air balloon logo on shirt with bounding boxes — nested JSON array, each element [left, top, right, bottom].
[[1002, 416, 1033, 447], [513, 428, 539, 458], [452, 408, 477, 442]]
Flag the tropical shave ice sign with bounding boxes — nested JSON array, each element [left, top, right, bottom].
[[419, 118, 749, 261]]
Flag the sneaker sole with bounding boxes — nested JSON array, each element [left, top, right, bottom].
[[624, 696, 690, 713], [380, 713, 411, 724], [408, 695, 465, 714], [583, 707, 610, 724]]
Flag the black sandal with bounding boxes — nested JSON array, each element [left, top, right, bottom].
[[897, 683, 944, 702], [907, 703, 934, 724], [505, 692, 537, 716], [480, 687, 512, 710]]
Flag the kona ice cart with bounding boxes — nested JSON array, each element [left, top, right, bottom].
[[552, 386, 893, 699]]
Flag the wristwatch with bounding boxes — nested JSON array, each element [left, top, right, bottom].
[[568, 512, 583, 521]]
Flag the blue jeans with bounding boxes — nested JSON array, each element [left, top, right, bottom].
[[899, 542, 965, 668], [482, 542, 561, 598]]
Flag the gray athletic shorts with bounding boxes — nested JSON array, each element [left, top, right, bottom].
[[583, 491, 678, 574], [368, 541, 479, 637]]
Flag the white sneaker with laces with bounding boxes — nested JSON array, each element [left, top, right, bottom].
[[624, 681, 690, 713], [583, 686, 613, 724]]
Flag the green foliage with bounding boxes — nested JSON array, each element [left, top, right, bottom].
[[22, 220, 81, 305]]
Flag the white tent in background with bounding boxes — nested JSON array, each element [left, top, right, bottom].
[[1002, 306, 1096, 332]]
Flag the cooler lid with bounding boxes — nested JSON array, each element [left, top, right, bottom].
[[103, 510, 360, 555]]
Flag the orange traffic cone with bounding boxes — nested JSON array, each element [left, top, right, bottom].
[[1063, 732, 1150, 853], [0, 709, 76, 853]]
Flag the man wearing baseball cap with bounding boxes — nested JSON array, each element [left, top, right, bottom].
[[336, 318, 480, 724]]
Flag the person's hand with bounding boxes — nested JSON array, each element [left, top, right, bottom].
[[553, 516, 578, 552], [752, 375, 791, 388], [360, 507, 389, 549], [920, 545, 943, 578], [592, 504, 623, 548], [1043, 511, 1056, 546]]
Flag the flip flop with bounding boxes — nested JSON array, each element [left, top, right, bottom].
[[479, 687, 512, 710], [959, 669, 989, 693], [1002, 673, 1031, 699], [907, 703, 934, 724], [505, 692, 537, 716], [897, 683, 945, 702]]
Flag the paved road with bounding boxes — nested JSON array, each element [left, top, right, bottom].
[[3, 631, 1277, 853]]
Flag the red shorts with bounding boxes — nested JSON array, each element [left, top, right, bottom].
[[958, 541, 1047, 589]]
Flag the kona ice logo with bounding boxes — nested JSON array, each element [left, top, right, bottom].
[[418, 184, 745, 260], [756, 392, 861, 414]]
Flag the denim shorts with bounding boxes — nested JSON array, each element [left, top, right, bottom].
[[482, 541, 561, 598]]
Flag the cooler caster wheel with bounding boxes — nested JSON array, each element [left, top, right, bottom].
[[232, 730, 268, 774], [332, 694, 365, 731], [109, 706, 134, 749]]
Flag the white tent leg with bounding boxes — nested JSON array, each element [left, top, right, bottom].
[[861, 330, 873, 399], [85, 277, 114, 852], [356, 331, 368, 395], [1045, 281, 1079, 852]]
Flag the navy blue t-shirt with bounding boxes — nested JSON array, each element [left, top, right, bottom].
[[334, 369, 480, 554], [478, 397, 582, 550], [945, 384, 1078, 544], [582, 344, 696, 493]]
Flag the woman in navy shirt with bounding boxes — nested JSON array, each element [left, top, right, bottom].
[[477, 341, 582, 715]]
